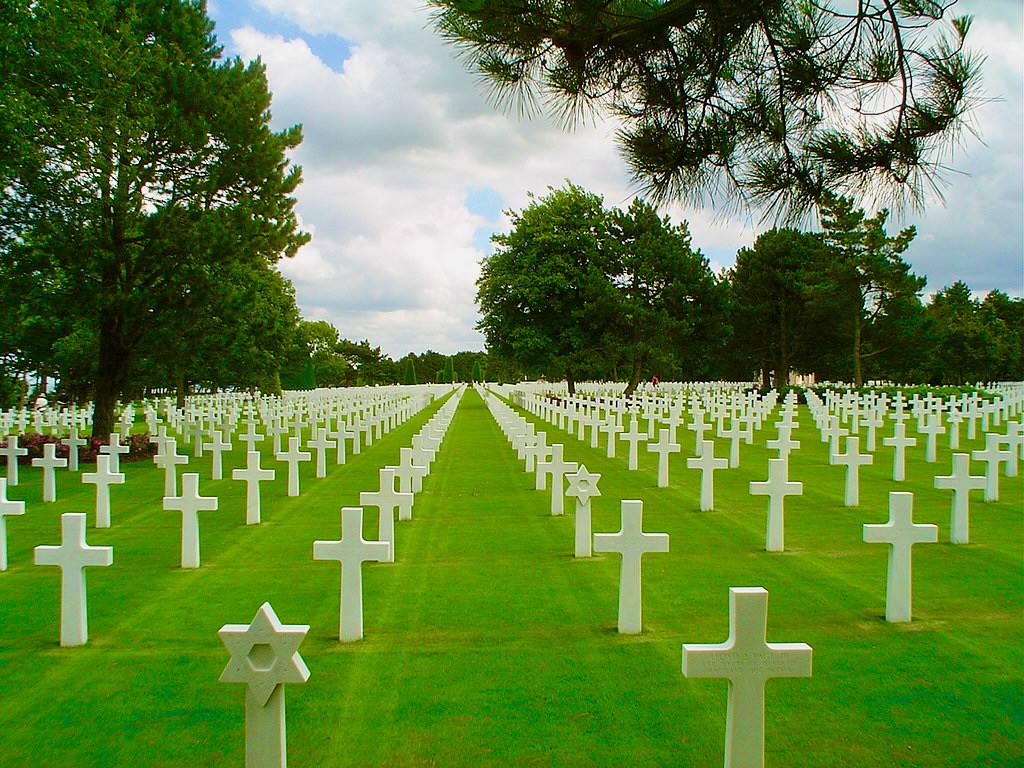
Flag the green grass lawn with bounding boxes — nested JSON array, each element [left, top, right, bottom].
[[0, 386, 1021, 767]]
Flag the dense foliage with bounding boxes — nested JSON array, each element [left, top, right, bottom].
[[476, 184, 725, 394], [0, 0, 308, 433], [477, 183, 1021, 390]]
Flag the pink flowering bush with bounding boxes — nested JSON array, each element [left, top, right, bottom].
[[3, 432, 158, 464]]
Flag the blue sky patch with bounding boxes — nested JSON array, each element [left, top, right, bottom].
[[465, 186, 504, 223], [209, 0, 352, 71], [472, 227, 495, 256]]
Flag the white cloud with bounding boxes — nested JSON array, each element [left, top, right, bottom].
[[220, 0, 1023, 358]]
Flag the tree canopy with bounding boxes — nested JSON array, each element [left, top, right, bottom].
[[430, 0, 984, 220], [477, 182, 722, 393], [0, 0, 308, 434]]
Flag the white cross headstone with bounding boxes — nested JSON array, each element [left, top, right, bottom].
[[619, 417, 648, 471], [219, 602, 310, 768], [933, 453, 987, 544], [307, 428, 336, 479], [592, 500, 669, 633], [154, 438, 189, 497], [647, 428, 681, 487], [393, 447, 428, 495], [34, 512, 113, 646], [863, 492, 937, 622], [81, 454, 125, 528], [1, 435, 28, 485], [566, 465, 601, 558], [238, 423, 265, 453], [919, 413, 946, 463], [536, 444, 578, 516], [688, 411, 710, 456], [265, 420, 287, 456], [682, 587, 812, 768], [687, 440, 729, 512], [348, 419, 363, 455], [523, 432, 551, 472], [882, 422, 916, 482], [163, 473, 219, 569], [720, 419, 745, 468], [749, 459, 803, 552], [204, 429, 232, 481], [32, 442, 68, 502], [830, 436, 873, 507], [820, 416, 848, 459], [0, 478, 26, 571], [276, 437, 311, 497], [765, 426, 800, 461], [99, 433, 130, 474], [360, 468, 412, 561], [313, 507, 390, 641], [599, 419, 623, 458], [999, 422, 1022, 476], [971, 433, 1012, 502], [233, 451, 276, 525], [61, 427, 88, 472]]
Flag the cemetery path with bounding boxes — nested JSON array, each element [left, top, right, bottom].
[[300, 388, 700, 766]]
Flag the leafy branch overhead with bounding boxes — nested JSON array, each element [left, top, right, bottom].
[[429, 0, 985, 221]]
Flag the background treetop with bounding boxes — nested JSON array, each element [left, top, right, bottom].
[[429, 0, 985, 221]]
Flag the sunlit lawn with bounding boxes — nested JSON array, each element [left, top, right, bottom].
[[0, 386, 1020, 766]]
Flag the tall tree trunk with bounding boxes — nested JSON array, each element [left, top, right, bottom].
[[852, 312, 863, 388], [622, 349, 644, 398], [92, 309, 131, 438], [778, 303, 790, 388], [176, 379, 190, 410]]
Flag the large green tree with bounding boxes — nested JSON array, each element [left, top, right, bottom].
[[139, 261, 302, 401], [1, 0, 307, 436], [924, 283, 1023, 384], [478, 183, 726, 392], [430, 0, 983, 219], [477, 183, 611, 393], [605, 199, 722, 395], [726, 228, 827, 387], [815, 194, 924, 387], [979, 291, 1024, 382]]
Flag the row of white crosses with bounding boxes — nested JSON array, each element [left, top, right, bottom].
[[20, 386, 457, 768], [149, 389, 445, 569], [590, 385, 1019, 625], [521, 381, 1021, 554], [213, 385, 459, 768], [516, 387, 744, 512], [805, 387, 1022, 494], [215, 380, 452, 768], [484, 390, 598, 560], [486, 386, 811, 768], [487, 388, 676, 635], [525, 383, 1017, 620], [15, 387, 454, 656], [313, 386, 464, 643]]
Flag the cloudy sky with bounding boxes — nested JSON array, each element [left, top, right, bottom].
[[207, 0, 1023, 359]]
